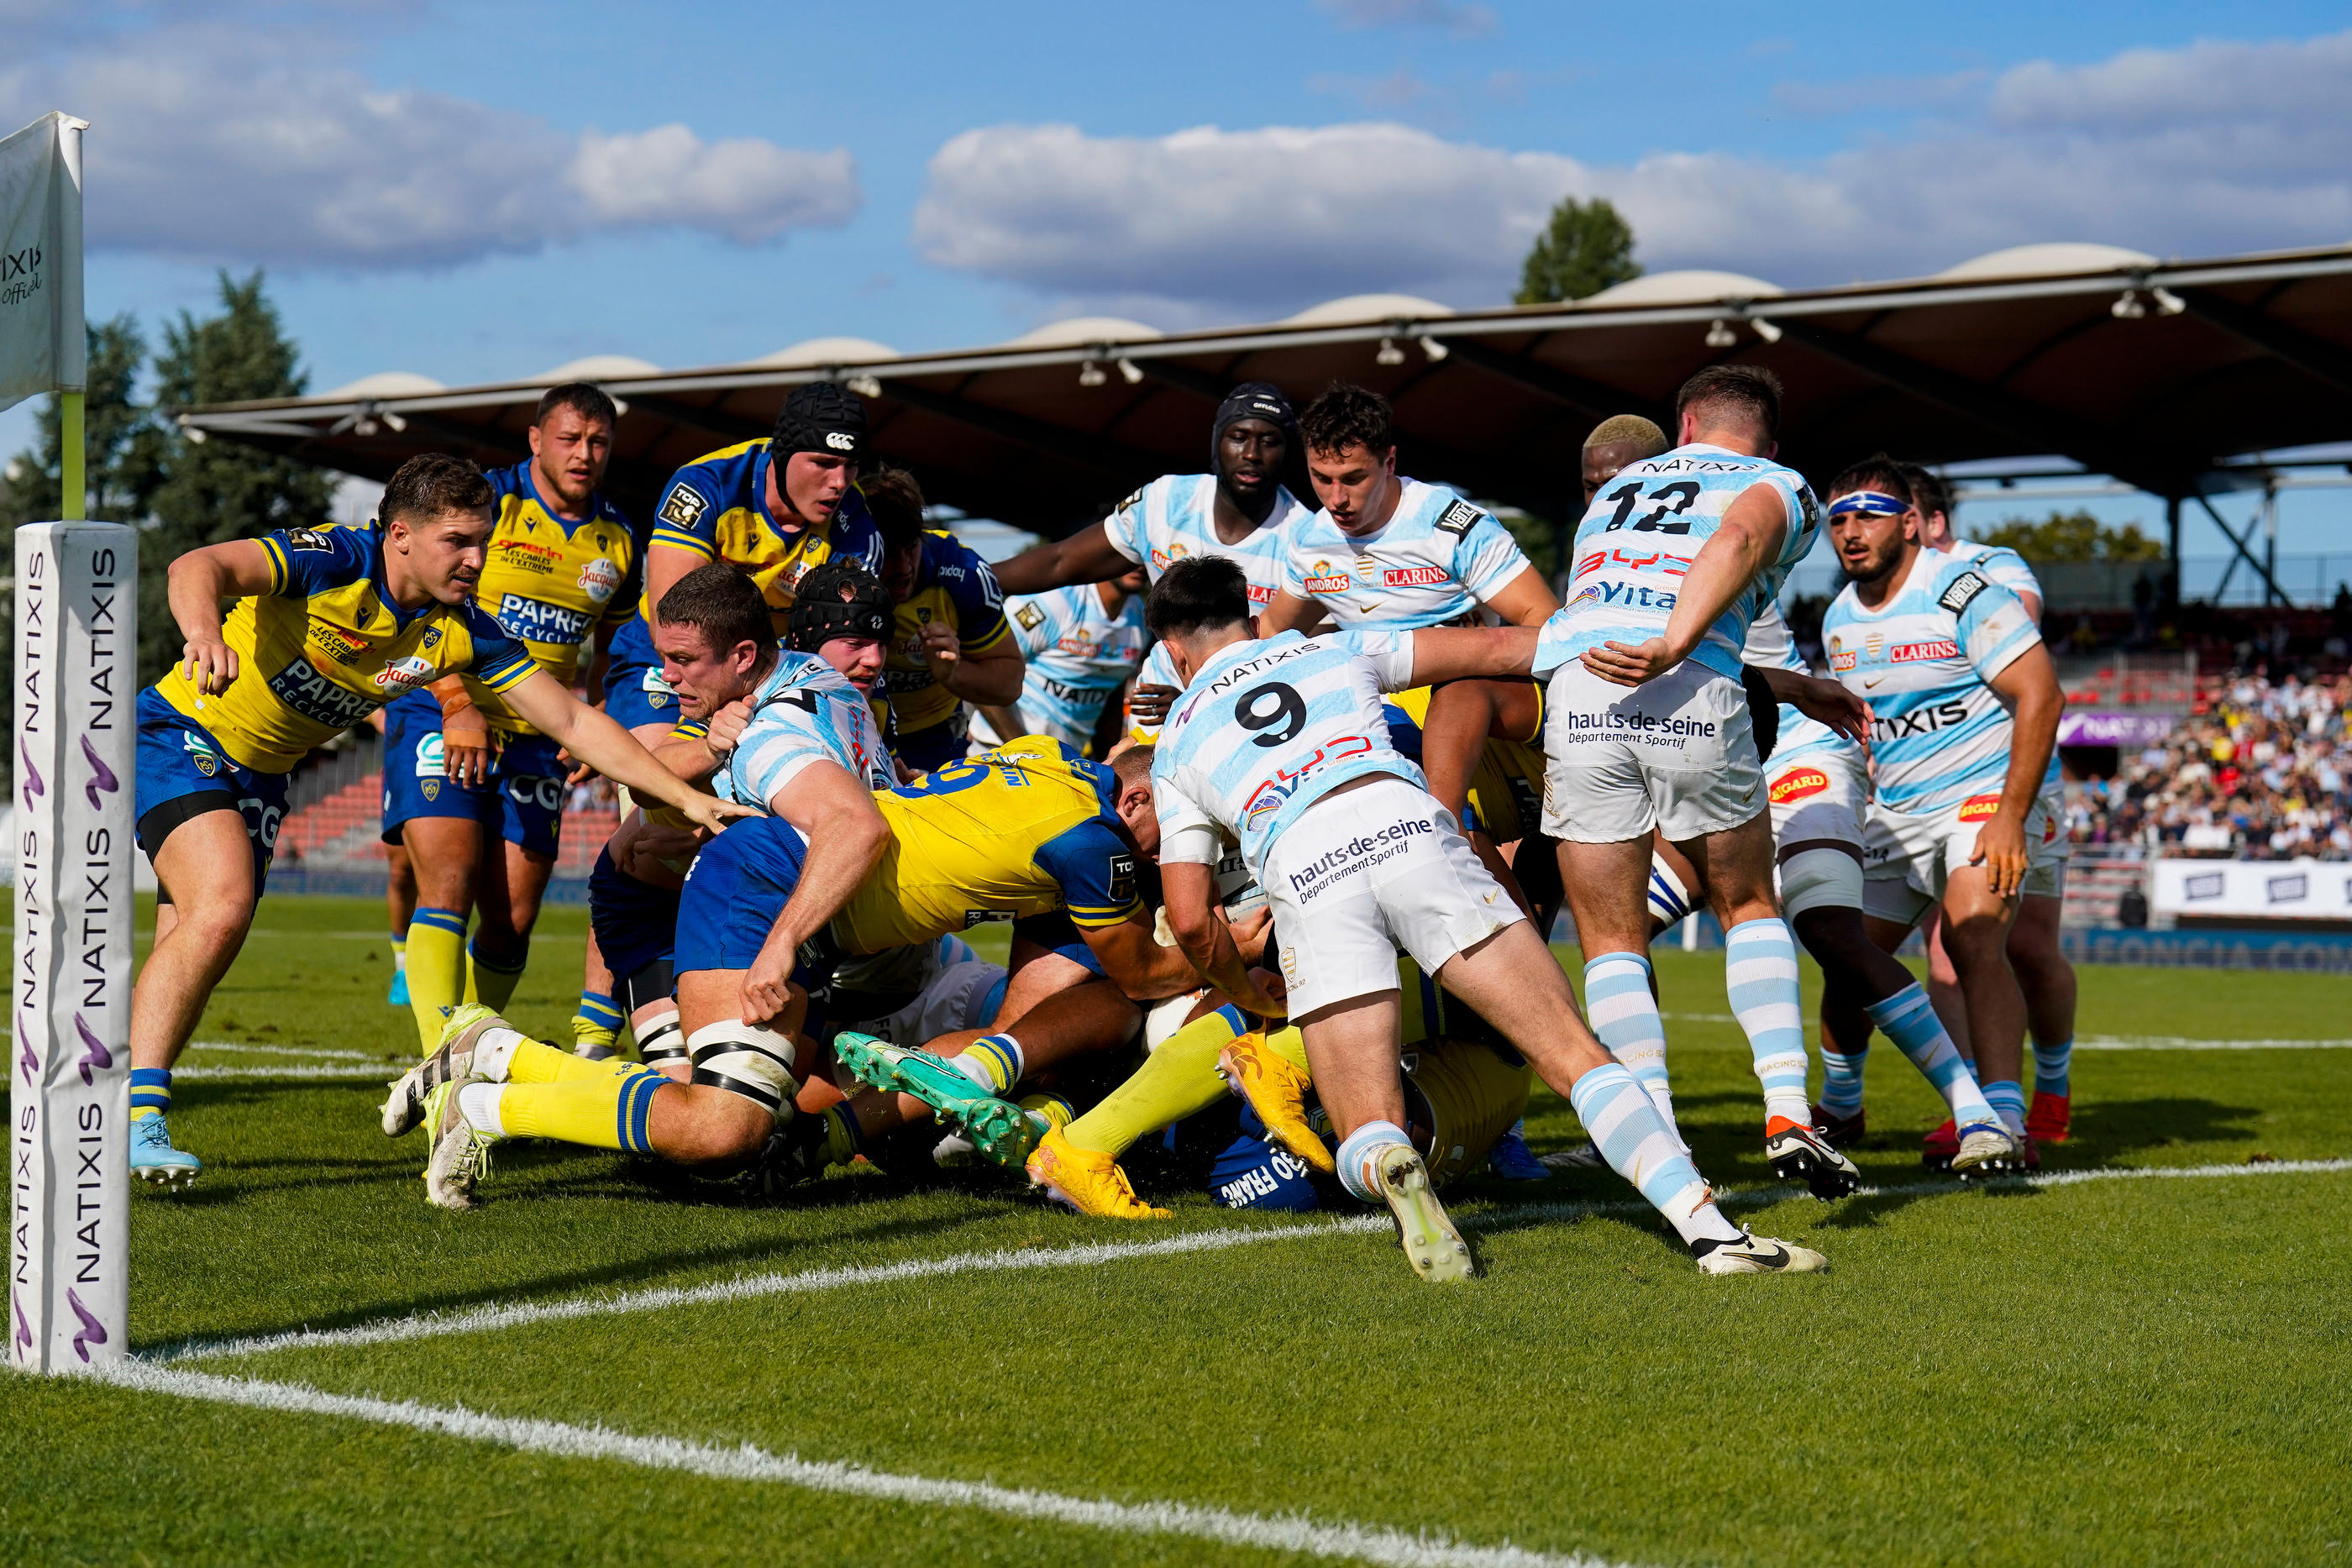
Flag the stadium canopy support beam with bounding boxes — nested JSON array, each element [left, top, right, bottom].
[[1128, 359, 1233, 403], [869, 380, 1165, 480], [621, 395, 771, 447], [1434, 337, 1658, 427], [2176, 290, 2352, 394], [2193, 490, 2288, 606], [1767, 318, 2169, 496]]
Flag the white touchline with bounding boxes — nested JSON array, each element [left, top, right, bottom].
[[173, 1064, 396, 1082], [88, 1362, 1632, 1568], [186, 1041, 386, 1062], [147, 1159, 2352, 1367], [2074, 1036, 2352, 1051]]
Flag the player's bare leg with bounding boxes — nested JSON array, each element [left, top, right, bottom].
[[1920, 907, 1974, 1060], [1296, 989, 1471, 1281], [575, 925, 623, 1057], [385, 842, 417, 1007], [1932, 868, 2029, 1141], [2009, 892, 2076, 1141], [128, 809, 260, 1182]]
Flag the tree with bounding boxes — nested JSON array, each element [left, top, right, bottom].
[[144, 270, 334, 682], [1973, 509, 2166, 564], [1515, 196, 1641, 305], [0, 315, 169, 754]]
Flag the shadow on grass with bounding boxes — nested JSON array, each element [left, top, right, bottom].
[[135, 1204, 1001, 1357]]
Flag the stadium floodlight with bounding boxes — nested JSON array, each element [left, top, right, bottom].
[[10, 522, 137, 1373], [1749, 317, 1784, 344], [1704, 319, 1737, 349], [844, 375, 882, 399], [1116, 357, 1144, 385], [1416, 334, 1449, 362], [1375, 336, 1405, 366], [1078, 359, 1107, 387]]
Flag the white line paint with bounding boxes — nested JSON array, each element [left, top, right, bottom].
[[186, 1041, 385, 1062], [150, 1159, 2352, 1367], [2075, 1035, 2352, 1051], [173, 1064, 394, 1082], [87, 1362, 1625, 1568]]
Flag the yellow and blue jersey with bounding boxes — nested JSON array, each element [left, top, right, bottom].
[[647, 440, 884, 636], [832, 736, 1142, 955], [881, 529, 1012, 737], [153, 526, 536, 775], [454, 462, 638, 735], [1381, 684, 1546, 844]]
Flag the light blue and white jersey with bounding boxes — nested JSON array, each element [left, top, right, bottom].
[[1105, 473, 1308, 611], [1943, 538, 2042, 609], [720, 652, 895, 812], [1153, 629, 1421, 880], [1821, 550, 2044, 815], [998, 584, 1150, 747], [1279, 479, 1530, 629], [1744, 599, 1854, 767], [1534, 443, 1819, 682]]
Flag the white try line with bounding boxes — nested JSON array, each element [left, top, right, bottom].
[[2075, 1035, 2352, 1051], [172, 1064, 396, 1082], [170, 1039, 397, 1082], [87, 1361, 1623, 1568], [149, 1159, 2352, 1367]]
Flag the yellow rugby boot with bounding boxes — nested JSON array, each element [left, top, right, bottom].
[[1217, 1032, 1334, 1174], [1025, 1127, 1170, 1219]]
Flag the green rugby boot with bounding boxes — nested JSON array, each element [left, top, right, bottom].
[[830, 1031, 1036, 1168]]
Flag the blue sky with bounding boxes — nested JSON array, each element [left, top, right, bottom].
[[6, 0, 2350, 565]]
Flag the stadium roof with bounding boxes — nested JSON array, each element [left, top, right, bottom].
[[177, 241, 2352, 537]]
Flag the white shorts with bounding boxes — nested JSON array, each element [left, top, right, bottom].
[[1861, 793, 2057, 926], [1541, 659, 1762, 843], [833, 941, 1006, 1046], [2024, 783, 2071, 899], [1767, 745, 1868, 849], [1263, 778, 1520, 1019]]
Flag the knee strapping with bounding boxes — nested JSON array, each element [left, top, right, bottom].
[[633, 1006, 687, 1068], [686, 1021, 801, 1113], [1647, 854, 1694, 929], [1779, 847, 1863, 919]]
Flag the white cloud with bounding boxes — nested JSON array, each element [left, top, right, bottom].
[[916, 29, 2352, 320], [0, 8, 859, 267]]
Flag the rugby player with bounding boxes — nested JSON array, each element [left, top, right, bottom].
[[969, 564, 1151, 753], [406, 567, 1200, 1206], [1901, 463, 2080, 1151], [575, 381, 885, 1056], [379, 384, 639, 1051], [991, 383, 1310, 741], [129, 454, 745, 1182], [1818, 465, 2066, 1156], [1533, 367, 1850, 1189], [1149, 555, 1824, 1279], [862, 467, 1023, 770]]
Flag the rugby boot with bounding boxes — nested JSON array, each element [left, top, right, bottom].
[[382, 1003, 510, 1137], [1216, 1032, 1334, 1175], [1370, 1143, 1472, 1283], [128, 1114, 202, 1186], [2026, 1091, 2071, 1144], [1812, 1102, 1866, 1150], [1486, 1119, 1551, 1181], [1949, 1120, 2021, 1175], [1765, 1115, 1861, 1198], [386, 968, 410, 1008], [1541, 1138, 1610, 1170], [1025, 1127, 1169, 1219], [1692, 1229, 1830, 1276], [421, 1078, 494, 1211], [832, 1031, 1034, 1168], [1921, 1117, 1961, 1171], [740, 1110, 832, 1198]]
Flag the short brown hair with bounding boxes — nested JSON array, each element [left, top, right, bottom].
[[859, 466, 927, 554], [1827, 454, 1912, 504], [1675, 364, 1782, 443], [1298, 381, 1394, 458], [381, 453, 493, 528], [656, 562, 772, 656], [1897, 461, 1950, 518], [534, 381, 617, 430]]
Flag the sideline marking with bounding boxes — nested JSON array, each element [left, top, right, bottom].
[[175, 1064, 395, 1082], [2076, 1035, 2352, 1051], [90, 1362, 1626, 1568], [150, 1159, 2352, 1366]]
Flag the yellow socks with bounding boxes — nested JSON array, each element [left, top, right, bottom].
[[480, 1069, 665, 1154], [468, 938, 528, 1014], [405, 907, 469, 1052], [1063, 1004, 1245, 1157], [507, 1037, 639, 1084]]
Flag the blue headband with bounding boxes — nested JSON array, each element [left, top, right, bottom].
[[1828, 489, 1908, 518]]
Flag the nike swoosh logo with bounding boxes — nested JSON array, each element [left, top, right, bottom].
[[1863, 675, 1886, 689], [1748, 1242, 1791, 1266]]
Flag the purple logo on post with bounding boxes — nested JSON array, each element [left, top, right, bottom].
[[73, 1015, 111, 1084], [19, 750, 41, 807], [66, 1288, 108, 1362], [16, 1013, 34, 1086], [13, 1293, 30, 1352], [80, 736, 118, 810]]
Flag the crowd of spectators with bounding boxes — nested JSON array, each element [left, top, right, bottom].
[[2067, 672, 2352, 860]]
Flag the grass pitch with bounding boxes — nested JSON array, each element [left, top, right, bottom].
[[3, 895, 2349, 1566]]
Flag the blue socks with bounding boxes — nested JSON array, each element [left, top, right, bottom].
[[2033, 1038, 2072, 1098], [1583, 952, 1683, 1146], [1569, 1062, 1741, 1245], [1725, 918, 1809, 1125], [1866, 982, 1997, 1127], [1336, 1120, 1415, 1204], [1981, 1079, 2028, 1137], [130, 1067, 171, 1121]]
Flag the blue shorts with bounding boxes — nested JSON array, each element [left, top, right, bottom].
[[133, 686, 288, 893], [590, 845, 680, 994], [602, 619, 680, 734], [674, 815, 839, 997], [1199, 1101, 1324, 1213], [378, 692, 567, 858]]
